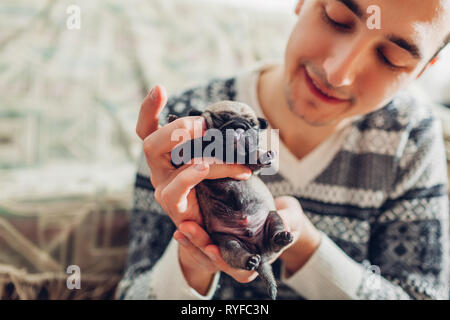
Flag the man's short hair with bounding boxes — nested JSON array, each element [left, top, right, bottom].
[[435, 32, 450, 58]]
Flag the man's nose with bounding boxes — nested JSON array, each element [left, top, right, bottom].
[[323, 37, 368, 87]]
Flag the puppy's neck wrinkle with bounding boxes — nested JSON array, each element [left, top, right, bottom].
[[200, 178, 259, 216]]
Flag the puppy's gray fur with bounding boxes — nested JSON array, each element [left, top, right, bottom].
[[168, 101, 293, 299]]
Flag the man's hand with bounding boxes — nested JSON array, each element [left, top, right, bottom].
[[276, 196, 322, 278], [137, 85, 252, 226], [173, 222, 260, 295], [136, 85, 252, 293], [172, 195, 322, 294]]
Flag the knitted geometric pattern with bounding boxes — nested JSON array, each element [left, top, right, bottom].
[[118, 76, 449, 300]]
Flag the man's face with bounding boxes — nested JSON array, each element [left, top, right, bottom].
[[284, 0, 450, 126]]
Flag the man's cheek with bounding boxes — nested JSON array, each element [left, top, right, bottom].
[[359, 73, 403, 112], [286, 18, 330, 64]]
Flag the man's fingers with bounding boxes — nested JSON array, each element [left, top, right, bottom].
[[203, 245, 229, 269], [206, 163, 252, 180], [136, 85, 168, 140], [160, 161, 210, 225], [177, 222, 259, 284], [274, 196, 301, 211], [143, 116, 206, 159], [176, 227, 225, 269], [202, 245, 232, 270], [173, 231, 216, 273], [178, 221, 213, 248], [203, 245, 258, 283], [177, 222, 223, 267], [274, 197, 304, 236]]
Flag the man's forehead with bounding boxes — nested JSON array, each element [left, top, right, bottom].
[[344, 0, 450, 59], [409, 0, 450, 58]]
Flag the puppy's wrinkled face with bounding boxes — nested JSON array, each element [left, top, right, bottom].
[[190, 101, 274, 214], [202, 101, 268, 157], [191, 101, 268, 132], [186, 101, 274, 171]]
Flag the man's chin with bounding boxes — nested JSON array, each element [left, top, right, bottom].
[[286, 97, 342, 127], [286, 88, 355, 127], [295, 112, 339, 127]]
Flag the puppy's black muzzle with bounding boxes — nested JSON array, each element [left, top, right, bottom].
[[218, 117, 254, 132]]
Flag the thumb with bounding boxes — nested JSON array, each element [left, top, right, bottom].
[[274, 196, 300, 211], [274, 197, 303, 234], [136, 85, 168, 140]]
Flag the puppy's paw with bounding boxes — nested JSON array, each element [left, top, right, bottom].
[[273, 231, 294, 247], [245, 254, 261, 271]]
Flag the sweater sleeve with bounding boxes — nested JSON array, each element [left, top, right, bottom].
[[281, 114, 449, 300], [115, 152, 221, 300], [116, 77, 239, 299], [116, 157, 220, 300], [363, 115, 449, 299], [115, 85, 226, 299]]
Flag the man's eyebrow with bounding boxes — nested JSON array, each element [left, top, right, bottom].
[[386, 34, 422, 59], [336, 0, 363, 19], [336, 0, 423, 60]]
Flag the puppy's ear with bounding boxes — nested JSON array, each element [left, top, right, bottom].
[[258, 117, 268, 130], [188, 109, 202, 116], [168, 114, 178, 123]]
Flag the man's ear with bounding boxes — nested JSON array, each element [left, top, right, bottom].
[[295, 0, 306, 15], [417, 57, 439, 79]]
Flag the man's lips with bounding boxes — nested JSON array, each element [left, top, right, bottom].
[[304, 68, 349, 104]]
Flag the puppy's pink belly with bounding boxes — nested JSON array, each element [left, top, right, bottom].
[[209, 216, 266, 242]]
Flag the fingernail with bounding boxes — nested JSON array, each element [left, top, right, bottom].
[[176, 237, 189, 246], [180, 231, 192, 239], [149, 86, 157, 100], [236, 171, 252, 180], [207, 252, 217, 261], [194, 162, 208, 171]]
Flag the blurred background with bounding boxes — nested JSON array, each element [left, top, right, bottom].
[[0, 0, 449, 299]]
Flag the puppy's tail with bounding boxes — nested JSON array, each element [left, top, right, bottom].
[[257, 261, 277, 300]]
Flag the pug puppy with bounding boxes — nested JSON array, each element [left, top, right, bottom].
[[168, 101, 293, 299]]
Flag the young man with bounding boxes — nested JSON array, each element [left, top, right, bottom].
[[117, 0, 450, 299]]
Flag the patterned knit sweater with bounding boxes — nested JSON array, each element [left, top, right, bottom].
[[117, 61, 449, 300]]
